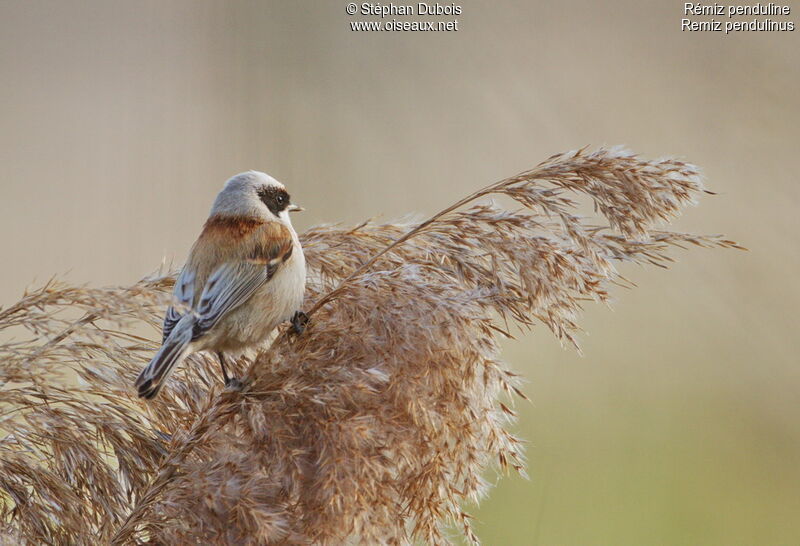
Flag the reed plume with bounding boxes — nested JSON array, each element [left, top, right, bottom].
[[0, 147, 740, 544]]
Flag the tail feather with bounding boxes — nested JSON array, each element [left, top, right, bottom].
[[136, 317, 194, 399]]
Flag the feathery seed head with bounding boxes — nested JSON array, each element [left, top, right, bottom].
[[0, 148, 740, 544]]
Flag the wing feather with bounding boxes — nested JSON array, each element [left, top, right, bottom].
[[162, 267, 196, 341], [192, 262, 272, 338]]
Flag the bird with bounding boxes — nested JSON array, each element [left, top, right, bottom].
[[135, 171, 307, 399]]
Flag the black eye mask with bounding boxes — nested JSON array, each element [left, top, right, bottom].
[[257, 186, 290, 215]]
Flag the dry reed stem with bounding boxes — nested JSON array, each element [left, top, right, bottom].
[[0, 147, 740, 545]]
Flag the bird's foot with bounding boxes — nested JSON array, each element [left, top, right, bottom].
[[291, 310, 309, 335], [224, 377, 245, 391]]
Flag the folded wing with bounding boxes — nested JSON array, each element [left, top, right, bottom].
[[192, 261, 272, 339]]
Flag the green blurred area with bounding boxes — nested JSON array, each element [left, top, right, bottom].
[[1, 2, 797, 544]]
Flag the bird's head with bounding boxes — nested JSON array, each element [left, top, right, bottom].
[[210, 171, 303, 226]]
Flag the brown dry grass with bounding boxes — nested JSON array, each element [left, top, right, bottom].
[[0, 148, 740, 545]]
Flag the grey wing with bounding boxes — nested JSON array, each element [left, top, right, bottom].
[[191, 261, 274, 340], [162, 267, 196, 342]]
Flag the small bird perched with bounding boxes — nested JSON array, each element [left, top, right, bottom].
[[135, 171, 307, 399]]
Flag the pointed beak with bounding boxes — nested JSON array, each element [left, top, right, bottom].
[[288, 203, 304, 213]]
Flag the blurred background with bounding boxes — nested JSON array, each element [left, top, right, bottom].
[[1, 1, 797, 544]]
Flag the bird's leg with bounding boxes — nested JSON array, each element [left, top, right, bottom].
[[291, 310, 309, 335], [216, 352, 231, 384], [217, 352, 243, 390]]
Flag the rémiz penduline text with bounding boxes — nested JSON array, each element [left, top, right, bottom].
[[682, 2, 794, 32]]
